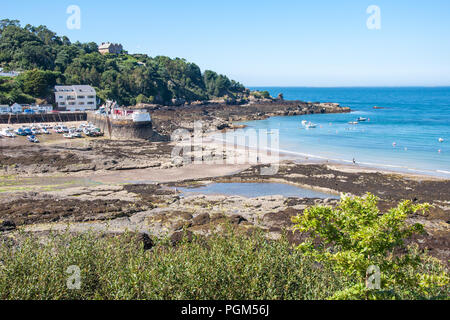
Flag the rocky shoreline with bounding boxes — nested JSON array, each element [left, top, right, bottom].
[[0, 100, 448, 266], [0, 130, 448, 265], [149, 100, 350, 136]]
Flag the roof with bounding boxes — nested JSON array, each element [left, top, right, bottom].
[[55, 85, 96, 93], [99, 42, 112, 50]]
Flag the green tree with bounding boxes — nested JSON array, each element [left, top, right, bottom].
[[19, 69, 60, 99], [0, 20, 247, 105]]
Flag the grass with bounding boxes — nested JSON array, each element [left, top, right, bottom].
[[0, 230, 353, 300], [0, 229, 447, 300]]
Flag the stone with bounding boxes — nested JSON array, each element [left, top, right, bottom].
[[0, 220, 16, 232], [229, 215, 248, 225], [192, 213, 211, 226], [170, 230, 194, 246], [136, 233, 155, 251]]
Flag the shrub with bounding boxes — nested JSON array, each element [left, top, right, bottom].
[[292, 193, 449, 300], [0, 229, 351, 300]]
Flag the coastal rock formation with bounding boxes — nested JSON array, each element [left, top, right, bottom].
[[150, 100, 350, 136]]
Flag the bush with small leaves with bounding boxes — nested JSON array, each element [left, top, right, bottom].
[[292, 193, 449, 299]]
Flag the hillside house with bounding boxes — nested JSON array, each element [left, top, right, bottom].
[[98, 42, 124, 55]]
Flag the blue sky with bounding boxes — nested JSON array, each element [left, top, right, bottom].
[[2, 0, 450, 86]]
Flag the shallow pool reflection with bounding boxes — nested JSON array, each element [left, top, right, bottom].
[[177, 183, 339, 199]]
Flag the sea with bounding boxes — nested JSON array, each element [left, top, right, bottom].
[[230, 87, 450, 178]]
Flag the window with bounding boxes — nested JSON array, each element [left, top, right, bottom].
[[87, 102, 94, 105], [88, 95, 95, 99], [78, 96, 85, 99], [59, 102, 65, 106]]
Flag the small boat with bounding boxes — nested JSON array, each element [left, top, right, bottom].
[[373, 106, 385, 109], [348, 121, 358, 125], [305, 122, 318, 129], [1, 129, 15, 138], [301, 120, 308, 126], [27, 135, 39, 143], [15, 128, 27, 136], [357, 117, 367, 122], [438, 138, 444, 143], [69, 130, 82, 138]]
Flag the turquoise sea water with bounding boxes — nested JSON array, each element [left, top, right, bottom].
[[236, 87, 450, 177]]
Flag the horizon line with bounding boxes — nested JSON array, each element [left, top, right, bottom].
[[247, 85, 450, 88]]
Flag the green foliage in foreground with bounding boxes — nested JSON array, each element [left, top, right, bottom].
[[0, 195, 447, 300], [0, 230, 353, 300], [292, 193, 449, 300]]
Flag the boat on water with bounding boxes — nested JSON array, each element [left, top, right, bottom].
[[357, 117, 367, 122], [305, 122, 318, 129], [439, 138, 444, 143], [301, 120, 308, 126], [348, 121, 359, 125], [373, 106, 385, 109]]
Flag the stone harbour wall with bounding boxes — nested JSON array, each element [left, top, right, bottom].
[[87, 113, 168, 141]]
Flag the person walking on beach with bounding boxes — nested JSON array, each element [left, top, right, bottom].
[[353, 158, 356, 165]]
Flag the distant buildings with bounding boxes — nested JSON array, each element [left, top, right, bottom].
[[0, 67, 21, 77], [0, 103, 52, 114], [55, 85, 97, 111], [0, 105, 10, 114], [98, 42, 124, 55], [10, 103, 22, 114]]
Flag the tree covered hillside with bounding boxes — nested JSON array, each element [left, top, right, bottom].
[[0, 19, 247, 106]]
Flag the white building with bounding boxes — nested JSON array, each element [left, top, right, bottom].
[[0, 105, 11, 114], [29, 105, 53, 113], [55, 85, 97, 111], [10, 103, 22, 114], [0, 68, 20, 77], [37, 105, 53, 113]]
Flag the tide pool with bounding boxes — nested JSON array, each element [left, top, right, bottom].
[[233, 87, 450, 177], [178, 183, 339, 199]]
